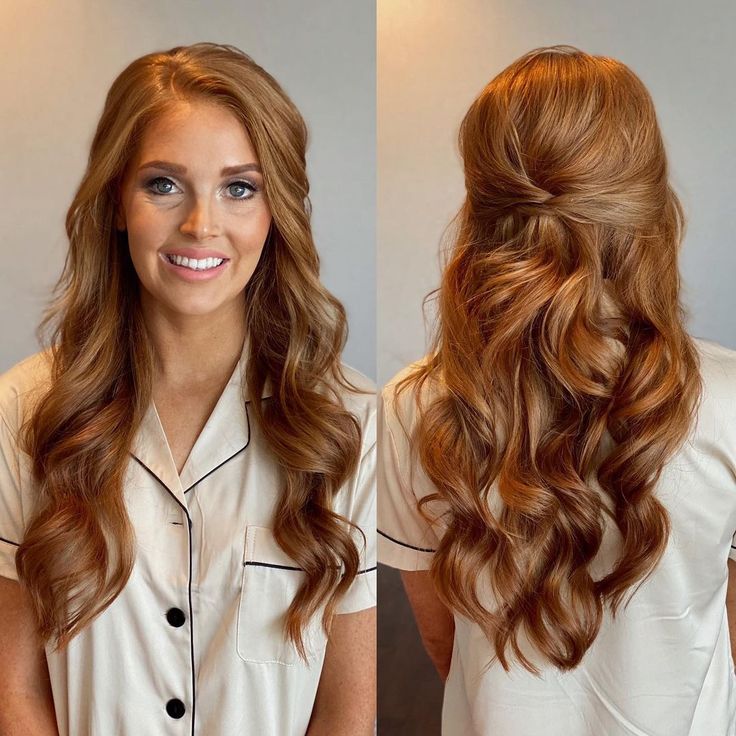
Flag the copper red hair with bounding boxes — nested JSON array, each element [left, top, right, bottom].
[[17, 43, 365, 659], [397, 46, 701, 672]]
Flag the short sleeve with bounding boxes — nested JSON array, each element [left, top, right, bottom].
[[377, 381, 441, 571], [335, 391, 377, 614], [0, 352, 52, 582], [0, 410, 25, 581], [694, 340, 736, 565]]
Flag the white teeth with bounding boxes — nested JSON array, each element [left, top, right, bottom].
[[166, 254, 225, 270]]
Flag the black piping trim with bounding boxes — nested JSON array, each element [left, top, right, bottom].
[[183, 403, 251, 494], [245, 561, 303, 571], [186, 516, 195, 736], [130, 456, 196, 736], [377, 529, 436, 553], [242, 562, 378, 574], [130, 456, 189, 516], [0, 535, 20, 547], [731, 545, 736, 550]]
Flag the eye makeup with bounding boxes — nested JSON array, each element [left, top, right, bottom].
[[142, 175, 259, 200]]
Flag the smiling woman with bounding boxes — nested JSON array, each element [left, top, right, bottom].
[[0, 42, 376, 736], [118, 101, 272, 315]]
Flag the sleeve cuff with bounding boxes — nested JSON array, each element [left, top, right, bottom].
[[377, 529, 435, 571], [335, 566, 377, 613], [0, 537, 20, 581]]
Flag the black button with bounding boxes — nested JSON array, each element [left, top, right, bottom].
[[166, 698, 186, 719], [166, 607, 186, 628]]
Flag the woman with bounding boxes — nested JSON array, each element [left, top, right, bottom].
[[378, 46, 736, 735], [0, 43, 376, 735]]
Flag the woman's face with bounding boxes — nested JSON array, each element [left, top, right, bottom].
[[117, 99, 272, 321]]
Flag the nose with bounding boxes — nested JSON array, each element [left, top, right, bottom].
[[179, 196, 222, 240]]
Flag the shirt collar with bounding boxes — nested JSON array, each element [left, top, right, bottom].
[[130, 339, 272, 506]]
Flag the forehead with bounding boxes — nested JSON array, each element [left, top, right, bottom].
[[133, 99, 259, 167]]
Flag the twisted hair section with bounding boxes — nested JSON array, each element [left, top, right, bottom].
[[397, 46, 701, 672], [17, 43, 365, 659]]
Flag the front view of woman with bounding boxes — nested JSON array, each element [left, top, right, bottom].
[[0, 43, 376, 735], [378, 47, 736, 735]]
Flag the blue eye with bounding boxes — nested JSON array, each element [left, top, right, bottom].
[[147, 177, 179, 195], [228, 180, 257, 199], [144, 176, 257, 199]]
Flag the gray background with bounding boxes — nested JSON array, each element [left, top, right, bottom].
[[0, 0, 376, 380], [377, 1, 736, 733]]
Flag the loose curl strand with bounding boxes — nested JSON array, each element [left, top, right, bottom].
[[17, 42, 364, 660], [397, 45, 702, 673]]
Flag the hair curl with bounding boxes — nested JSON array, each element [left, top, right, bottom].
[[397, 45, 702, 672], [17, 42, 364, 660]]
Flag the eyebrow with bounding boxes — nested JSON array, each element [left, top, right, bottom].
[[138, 160, 262, 175]]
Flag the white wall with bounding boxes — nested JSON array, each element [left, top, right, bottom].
[[378, 0, 736, 385], [0, 0, 376, 379]]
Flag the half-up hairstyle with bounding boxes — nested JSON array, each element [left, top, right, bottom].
[[397, 45, 701, 672], [17, 42, 364, 659]]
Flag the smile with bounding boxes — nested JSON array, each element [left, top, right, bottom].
[[165, 254, 226, 271]]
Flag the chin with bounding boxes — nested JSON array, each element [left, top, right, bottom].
[[154, 293, 230, 319], [175, 301, 230, 318]]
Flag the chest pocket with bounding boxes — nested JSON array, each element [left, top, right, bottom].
[[236, 525, 328, 665]]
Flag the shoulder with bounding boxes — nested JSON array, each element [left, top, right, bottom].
[[335, 362, 377, 445], [338, 362, 376, 395], [693, 337, 736, 412], [694, 337, 736, 382], [0, 349, 53, 431], [683, 337, 736, 450], [381, 355, 439, 438]]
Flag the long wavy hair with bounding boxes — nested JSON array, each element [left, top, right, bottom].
[[16, 42, 364, 659], [397, 46, 702, 672]]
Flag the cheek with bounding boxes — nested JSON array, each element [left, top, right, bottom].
[[124, 213, 175, 293], [126, 208, 170, 260], [233, 210, 272, 257], [128, 211, 163, 252]]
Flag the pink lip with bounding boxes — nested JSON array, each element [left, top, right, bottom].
[[159, 252, 230, 282]]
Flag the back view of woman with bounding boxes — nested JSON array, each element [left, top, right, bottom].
[[378, 46, 736, 735]]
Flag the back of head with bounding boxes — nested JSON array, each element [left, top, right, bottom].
[[399, 46, 702, 672]]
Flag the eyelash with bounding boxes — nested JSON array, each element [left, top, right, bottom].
[[145, 176, 258, 200]]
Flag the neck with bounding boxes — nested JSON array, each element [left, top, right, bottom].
[[140, 292, 247, 389]]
